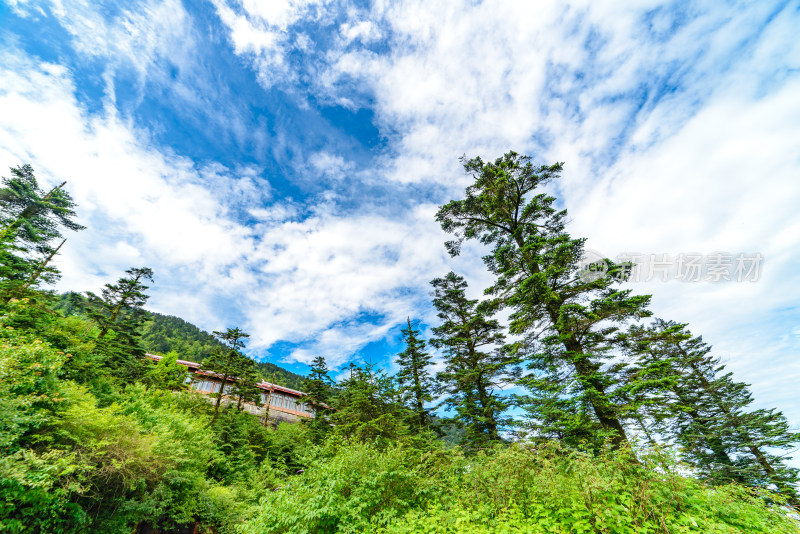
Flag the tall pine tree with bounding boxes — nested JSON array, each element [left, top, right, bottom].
[[430, 272, 515, 448], [202, 327, 250, 420], [302, 356, 333, 443], [0, 164, 83, 299], [395, 317, 435, 431], [86, 267, 155, 380], [436, 152, 651, 449]]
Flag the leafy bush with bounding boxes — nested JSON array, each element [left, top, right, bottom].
[[239, 441, 800, 534]]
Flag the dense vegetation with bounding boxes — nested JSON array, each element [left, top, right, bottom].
[[0, 160, 798, 533]]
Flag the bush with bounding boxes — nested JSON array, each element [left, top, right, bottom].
[[239, 441, 800, 534]]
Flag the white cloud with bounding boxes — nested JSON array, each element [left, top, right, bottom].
[[308, 150, 353, 181], [570, 77, 800, 417], [339, 19, 380, 45], [244, 203, 454, 364], [34, 0, 196, 86], [209, 0, 332, 87], [0, 52, 254, 319]]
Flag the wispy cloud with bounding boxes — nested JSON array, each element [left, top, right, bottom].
[[209, 0, 333, 88]]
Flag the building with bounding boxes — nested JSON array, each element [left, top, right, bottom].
[[146, 354, 317, 424]]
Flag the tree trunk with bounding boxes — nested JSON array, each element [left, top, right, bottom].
[[513, 233, 631, 449], [563, 335, 631, 449], [20, 239, 65, 292], [476, 380, 499, 441]]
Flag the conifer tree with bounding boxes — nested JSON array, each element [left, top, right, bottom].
[[430, 272, 514, 447], [0, 164, 83, 250], [232, 357, 263, 412], [332, 362, 408, 443], [203, 327, 250, 419], [0, 165, 83, 298], [302, 356, 333, 443], [395, 317, 435, 430], [436, 152, 651, 449], [625, 319, 800, 508], [86, 267, 155, 380]]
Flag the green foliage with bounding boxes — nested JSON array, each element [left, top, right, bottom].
[[239, 440, 447, 534], [231, 356, 264, 411], [437, 152, 652, 449], [0, 310, 67, 451], [395, 317, 435, 430], [623, 319, 800, 507], [202, 327, 252, 418], [0, 164, 83, 300], [332, 362, 410, 445], [0, 297, 310, 532], [240, 440, 799, 534], [430, 272, 516, 448], [139, 311, 223, 360], [84, 267, 155, 382], [144, 351, 189, 391], [302, 356, 334, 443]]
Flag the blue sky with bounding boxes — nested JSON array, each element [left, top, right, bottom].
[[1, 0, 799, 436]]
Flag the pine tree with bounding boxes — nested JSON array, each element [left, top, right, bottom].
[[232, 357, 263, 412], [202, 327, 250, 419], [0, 164, 83, 250], [0, 165, 83, 299], [430, 272, 515, 448], [436, 152, 651, 449], [85, 267, 155, 380], [302, 356, 333, 443], [395, 317, 435, 430], [625, 319, 800, 508], [332, 362, 408, 443]]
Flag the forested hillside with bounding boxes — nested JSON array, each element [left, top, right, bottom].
[[55, 292, 306, 390], [1, 162, 798, 534]]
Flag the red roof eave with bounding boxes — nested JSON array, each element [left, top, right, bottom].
[[146, 353, 325, 405]]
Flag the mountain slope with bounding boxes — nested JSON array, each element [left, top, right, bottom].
[[55, 292, 306, 390]]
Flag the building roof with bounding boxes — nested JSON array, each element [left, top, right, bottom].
[[146, 353, 200, 369], [146, 353, 310, 398]]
